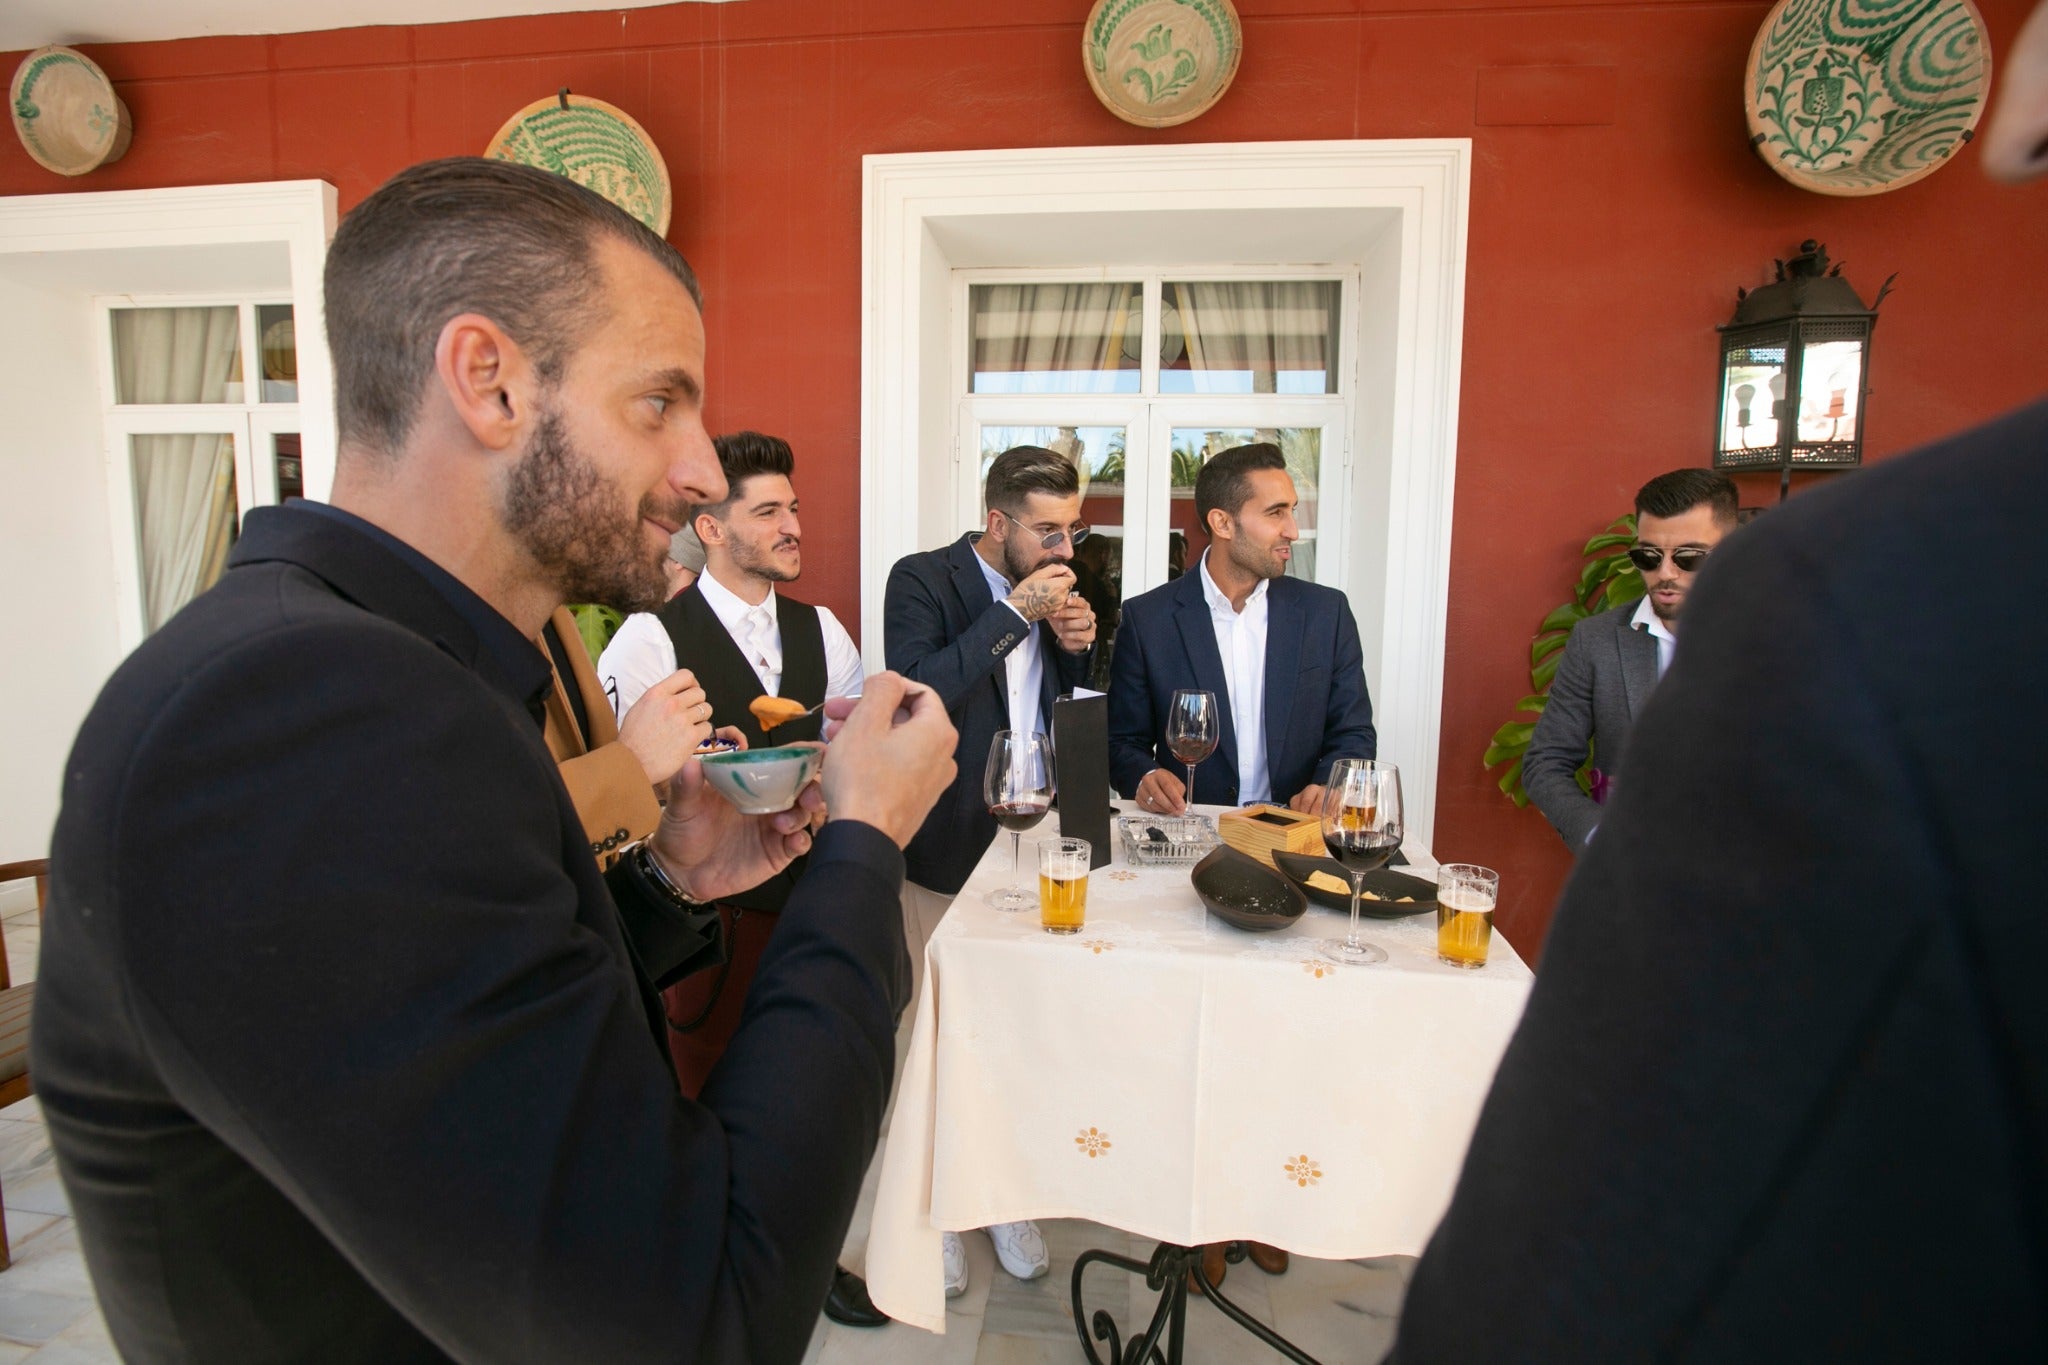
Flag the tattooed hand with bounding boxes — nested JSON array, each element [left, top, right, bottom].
[[1006, 563, 1078, 622]]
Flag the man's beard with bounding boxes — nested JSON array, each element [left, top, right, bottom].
[[1000, 531, 1045, 587], [1225, 523, 1287, 582], [730, 531, 801, 584], [1649, 580, 1682, 623], [500, 403, 678, 614]]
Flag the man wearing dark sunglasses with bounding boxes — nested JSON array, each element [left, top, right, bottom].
[[1524, 468, 1737, 851]]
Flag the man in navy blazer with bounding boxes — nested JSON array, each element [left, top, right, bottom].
[[883, 445, 1096, 1295], [1109, 443, 1376, 819], [30, 158, 958, 1365]]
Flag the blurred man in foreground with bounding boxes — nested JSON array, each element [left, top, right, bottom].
[[31, 157, 955, 1365], [1390, 14, 2048, 1358]]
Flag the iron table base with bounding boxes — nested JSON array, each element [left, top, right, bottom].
[[1071, 1239, 1322, 1365]]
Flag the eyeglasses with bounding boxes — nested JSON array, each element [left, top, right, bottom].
[[997, 508, 1090, 550], [1626, 545, 1713, 574]]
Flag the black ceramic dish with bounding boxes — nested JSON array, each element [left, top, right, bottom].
[[1190, 845, 1308, 932], [1270, 850, 1438, 919]]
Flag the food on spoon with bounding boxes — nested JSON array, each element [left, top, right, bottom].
[[749, 694, 809, 731]]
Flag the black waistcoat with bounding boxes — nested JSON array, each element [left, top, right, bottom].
[[658, 582, 827, 912]]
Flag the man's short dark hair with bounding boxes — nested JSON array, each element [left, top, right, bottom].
[[323, 156, 703, 455], [1635, 469, 1740, 526], [700, 431, 796, 519], [983, 445, 1079, 515], [1195, 443, 1288, 526]]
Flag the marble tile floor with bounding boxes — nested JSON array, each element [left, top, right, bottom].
[[0, 881, 1414, 1363]]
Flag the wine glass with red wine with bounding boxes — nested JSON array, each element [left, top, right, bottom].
[[1317, 758, 1402, 966], [983, 729, 1055, 911], [1166, 690, 1218, 810]]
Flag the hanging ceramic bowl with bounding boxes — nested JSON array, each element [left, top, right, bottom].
[[1084, 0, 1243, 129], [1745, 0, 1991, 196], [484, 93, 672, 235], [10, 46, 134, 177]]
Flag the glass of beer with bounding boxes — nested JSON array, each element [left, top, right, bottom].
[[1436, 864, 1499, 969], [1037, 837, 1090, 935]]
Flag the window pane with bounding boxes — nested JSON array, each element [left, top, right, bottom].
[[112, 306, 244, 405], [130, 433, 238, 633], [1160, 282, 1341, 395], [1167, 427, 1320, 583], [272, 432, 304, 501], [970, 283, 1141, 394], [977, 423, 1126, 690], [257, 303, 298, 403]]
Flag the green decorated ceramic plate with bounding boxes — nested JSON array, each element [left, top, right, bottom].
[[485, 94, 672, 234], [10, 46, 133, 177], [1745, 0, 1991, 196], [1083, 0, 1242, 129]]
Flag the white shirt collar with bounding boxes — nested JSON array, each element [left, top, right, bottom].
[[697, 564, 776, 630], [973, 539, 1012, 599], [1629, 594, 1674, 645], [1197, 550, 1270, 618]]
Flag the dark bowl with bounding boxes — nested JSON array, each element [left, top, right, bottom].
[[1271, 851, 1437, 919], [1190, 845, 1308, 932]]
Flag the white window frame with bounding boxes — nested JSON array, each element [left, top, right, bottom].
[[94, 293, 302, 647], [863, 141, 1469, 848]]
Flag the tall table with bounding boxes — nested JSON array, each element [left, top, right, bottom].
[[866, 811, 1532, 1358]]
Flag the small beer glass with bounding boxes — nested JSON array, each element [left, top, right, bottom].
[[1436, 864, 1499, 969], [1037, 837, 1090, 935]]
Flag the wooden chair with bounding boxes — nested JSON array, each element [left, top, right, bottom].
[[0, 857, 48, 1270]]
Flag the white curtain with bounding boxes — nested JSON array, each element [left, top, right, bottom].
[[1175, 282, 1338, 393], [971, 283, 1136, 393], [112, 307, 241, 632]]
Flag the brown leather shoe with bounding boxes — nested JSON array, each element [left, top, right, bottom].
[[1246, 1242, 1289, 1275], [1187, 1242, 1228, 1295]]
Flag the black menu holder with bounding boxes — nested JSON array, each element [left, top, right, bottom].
[[1052, 693, 1113, 871]]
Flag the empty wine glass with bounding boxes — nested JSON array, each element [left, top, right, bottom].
[[983, 729, 1054, 911], [1166, 689, 1218, 811], [1317, 759, 1402, 966]]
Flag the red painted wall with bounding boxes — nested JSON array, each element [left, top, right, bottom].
[[7, 0, 2044, 957]]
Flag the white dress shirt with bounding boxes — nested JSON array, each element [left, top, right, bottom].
[[975, 550, 1047, 737], [597, 570, 864, 722], [1629, 595, 1678, 679], [1198, 550, 1272, 805]]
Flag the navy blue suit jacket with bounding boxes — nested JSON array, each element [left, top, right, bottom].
[[1107, 567, 1375, 805], [884, 534, 1092, 895]]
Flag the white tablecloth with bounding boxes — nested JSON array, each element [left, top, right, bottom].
[[865, 810, 1533, 1333]]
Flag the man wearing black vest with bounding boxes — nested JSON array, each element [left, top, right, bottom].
[[598, 432, 883, 1328]]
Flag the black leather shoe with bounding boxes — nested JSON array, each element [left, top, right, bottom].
[[823, 1267, 890, 1328]]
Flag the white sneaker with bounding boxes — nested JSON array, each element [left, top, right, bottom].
[[986, 1220, 1049, 1280], [942, 1230, 968, 1298]]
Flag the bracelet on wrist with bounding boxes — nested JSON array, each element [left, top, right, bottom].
[[630, 841, 702, 909]]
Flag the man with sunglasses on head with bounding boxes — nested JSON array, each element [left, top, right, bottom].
[[883, 444, 1097, 1296], [1524, 468, 1737, 851]]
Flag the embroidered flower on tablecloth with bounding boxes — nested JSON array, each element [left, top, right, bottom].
[[1301, 959, 1337, 979], [1284, 1154, 1322, 1187], [1081, 939, 1114, 954], [1075, 1127, 1113, 1158], [1108, 869, 1139, 883]]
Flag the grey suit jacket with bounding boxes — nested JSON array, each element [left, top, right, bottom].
[[1523, 601, 1660, 850]]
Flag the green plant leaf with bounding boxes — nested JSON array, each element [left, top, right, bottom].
[[1582, 530, 1633, 553], [1513, 693, 1549, 715], [1539, 602, 1588, 635], [1491, 720, 1535, 749], [1574, 554, 1612, 604], [1532, 651, 1562, 691], [1531, 632, 1568, 668], [1495, 756, 1528, 806]]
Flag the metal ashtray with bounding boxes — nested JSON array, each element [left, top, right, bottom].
[[1116, 814, 1219, 866]]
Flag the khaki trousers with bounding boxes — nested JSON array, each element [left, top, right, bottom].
[[898, 880, 955, 1006]]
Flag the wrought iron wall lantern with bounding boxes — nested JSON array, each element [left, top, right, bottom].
[[1715, 240, 1893, 501]]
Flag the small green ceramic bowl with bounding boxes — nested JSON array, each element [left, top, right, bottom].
[[697, 743, 823, 815]]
